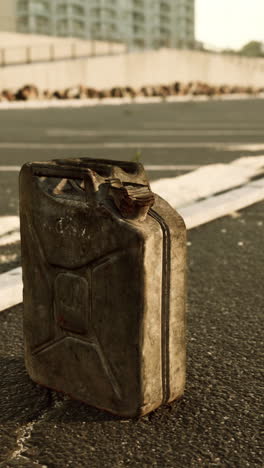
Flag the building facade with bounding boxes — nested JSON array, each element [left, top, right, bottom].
[[0, 0, 195, 50]]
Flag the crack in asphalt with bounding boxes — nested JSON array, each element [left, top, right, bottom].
[[4, 392, 65, 467]]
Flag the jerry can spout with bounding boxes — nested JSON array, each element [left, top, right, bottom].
[[107, 178, 155, 221]]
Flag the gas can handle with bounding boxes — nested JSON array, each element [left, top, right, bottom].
[[31, 163, 98, 199]]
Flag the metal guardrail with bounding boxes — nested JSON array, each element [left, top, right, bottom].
[[0, 40, 126, 67]]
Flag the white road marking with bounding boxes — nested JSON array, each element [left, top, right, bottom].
[[224, 144, 264, 152], [151, 156, 264, 208], [47, 128, 264, 137], [0, 141, 263, 150], [0, 216, 20, 237], [0, 155, 263, 312], [0, 166, 21, 172], [180, 178, 264, 230], [0, 267, 22, 312], [0, 231, 21, 246], [143, 122, 264, 129], [146, 164, 199, 171], [0, 253, 19, 263]]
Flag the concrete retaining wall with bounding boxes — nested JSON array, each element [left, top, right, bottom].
[[0, 32, 125, 66], [1, 48, 264, 90]]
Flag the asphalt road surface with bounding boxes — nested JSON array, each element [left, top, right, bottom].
[[0, 99, 263, 467], [1, 97, 264, 217]]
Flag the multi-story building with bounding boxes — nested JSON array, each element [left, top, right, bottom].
[[0, 1, 17, 32], [0, 0, 195, 50]]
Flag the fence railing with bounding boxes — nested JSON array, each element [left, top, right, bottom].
[[0, 40, 127, 67]]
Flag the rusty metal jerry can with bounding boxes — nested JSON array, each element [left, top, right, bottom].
[[19, 157, 186, 417]]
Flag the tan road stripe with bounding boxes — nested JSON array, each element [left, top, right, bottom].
[[0, 142, 264, 150]]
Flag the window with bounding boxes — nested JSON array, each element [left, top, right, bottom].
[[133, 25, 144, 35], [132, 12, 145, 22], [17, 0, 29, 12], [57, 19, 69, 35], [91, 8, 101, 18], [104, 8, 116, 19], [73, 20, 85, 33], [57, 4, 67, 15], [107, 23, 117, 33], [160, 1, 170, 13], [36, 15, 50, 33], [17, 16, 29, 30], [31, 1, 50, 15], [133, 38, 145, 48], [72, 5, 85, 16], [133, 0, 144, 8], [91, 22, 101, 33]]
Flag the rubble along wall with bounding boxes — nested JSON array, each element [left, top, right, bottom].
[[1, 48, 264, 90]]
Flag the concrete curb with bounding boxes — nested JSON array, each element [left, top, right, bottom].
[[0, 93, 264, 110]]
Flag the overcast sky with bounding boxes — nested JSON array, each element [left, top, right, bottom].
[[196, 0, 264, 50]]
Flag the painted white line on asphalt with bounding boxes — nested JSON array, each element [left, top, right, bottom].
[[0, 141, 261, 150], [0, 267, 22, 312], [152, 156, 264, 208], [0, 231, 21, 246], [47, 128, 264, 137], [0, 253, 19, 263], [0, 166, 21, 172], [224, 144, 264, 152], [0, 216, 20, 237], [180, 178, 264, 230], [146, 164, 200, 171], [143, 122, 264, 129]]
